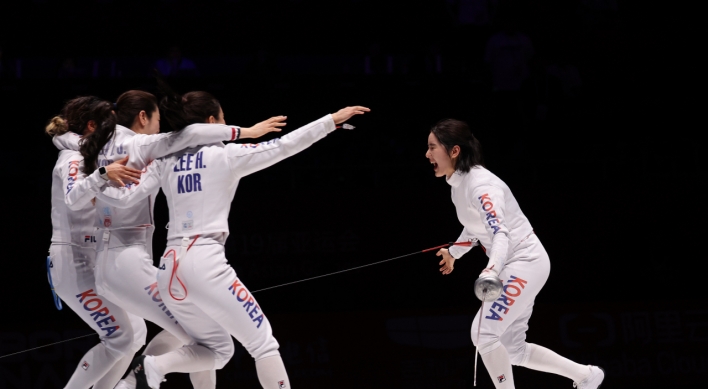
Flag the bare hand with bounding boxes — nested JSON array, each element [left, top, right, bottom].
[[437, 248, 456, 275], [240, 116, 287, 139], [105, 156, 141, 187], [331, 106, 370, 125]]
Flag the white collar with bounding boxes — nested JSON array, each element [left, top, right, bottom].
[[446, 170, 465, 188], [115, 124, 136, 136]]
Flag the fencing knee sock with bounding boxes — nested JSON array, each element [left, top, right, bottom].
[[480, 343, 515, 389], [93, 354, 132, 389], [255, 355, 290, 389], [520, 343, 589, 383], [121, 330, 187, 388], [153, 345, 217, 374], [148, 332, 217, 389], [64, 343, 121, 389], [189, 370, 216, 389]]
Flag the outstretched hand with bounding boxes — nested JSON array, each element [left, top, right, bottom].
[[438, 248, 456, 275], [331, 106, 370, 125], [241, 116, 287, 139], [105, 156, 141, 187]]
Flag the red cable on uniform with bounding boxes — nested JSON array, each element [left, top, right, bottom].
[[421, 241, 473, 253], [164, 249, 183, 301], [421, 244, 449, 253], [166, 235, 199, 301]]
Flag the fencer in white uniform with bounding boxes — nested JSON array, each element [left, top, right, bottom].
[[56, 90, 287, 389], [46, 97, 148, 389], [428, 119, 604, 389], [90, 103, 370, 389]]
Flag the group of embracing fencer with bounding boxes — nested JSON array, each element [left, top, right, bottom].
[[47, 81, 605, 389]]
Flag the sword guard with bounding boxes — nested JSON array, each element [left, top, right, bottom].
[[474, 274, 503, 302]]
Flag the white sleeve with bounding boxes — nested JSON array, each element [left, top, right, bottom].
[[128, 124, 240, 169], [471, 185, 510, 272], [53, 132, 81, 151], [96, 161, 163, 209], [64, 160, 106, 211], [448, 228, 478, 259], [225, 115, 336, 177]]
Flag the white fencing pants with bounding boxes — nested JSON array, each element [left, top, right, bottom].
[[94, 232, 215, 389], [155, 242, 286, 388], [470, 234, 550, 387], [95, 241, 192, 345], [470, 234, 591, 387], [49, 244, 146, 389]]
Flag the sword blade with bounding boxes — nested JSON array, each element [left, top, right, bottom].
[[474, 289, 487, 386]]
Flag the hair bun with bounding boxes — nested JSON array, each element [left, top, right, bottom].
[[45, 116, 69, 136]]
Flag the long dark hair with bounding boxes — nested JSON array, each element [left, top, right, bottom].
[[76, 97, 117, 175], [46, 96, 112, 137], [158, 77, 221, 131], [430, 119, 484, 172], [115, 90, 158, 129]]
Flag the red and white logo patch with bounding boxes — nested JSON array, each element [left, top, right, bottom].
[[497, 374, 506, 383], [82, 361, 90, 370], [278, 380, 286, 388]]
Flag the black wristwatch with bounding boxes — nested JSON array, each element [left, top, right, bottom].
[[98, 166, 109, 180]]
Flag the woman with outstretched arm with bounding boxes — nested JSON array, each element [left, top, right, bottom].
[[57, 90, 284, 389], [91, 89, 369, 389]]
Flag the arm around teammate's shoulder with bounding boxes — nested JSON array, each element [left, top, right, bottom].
[[128, 124, 237, 168], [129, 113, 290, 168], [96, 159, 162, 209], [64, 156, 141, 210]]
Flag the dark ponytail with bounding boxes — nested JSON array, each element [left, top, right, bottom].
[[115, 90, 158, 128], [430, 119, 484, 172], [157, 76, 221, 131], [78, 99, 117, 175]]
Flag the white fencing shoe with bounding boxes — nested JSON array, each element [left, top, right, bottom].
[[573, 365, 605, 389]]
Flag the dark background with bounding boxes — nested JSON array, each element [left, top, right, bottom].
[[0, 1, 704, 388]]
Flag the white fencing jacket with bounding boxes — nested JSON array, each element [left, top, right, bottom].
[[55, 124, 241, 232], [95, 115, 336, 245], [446, 167, 534, 272], [50, 143, 97, 246]]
